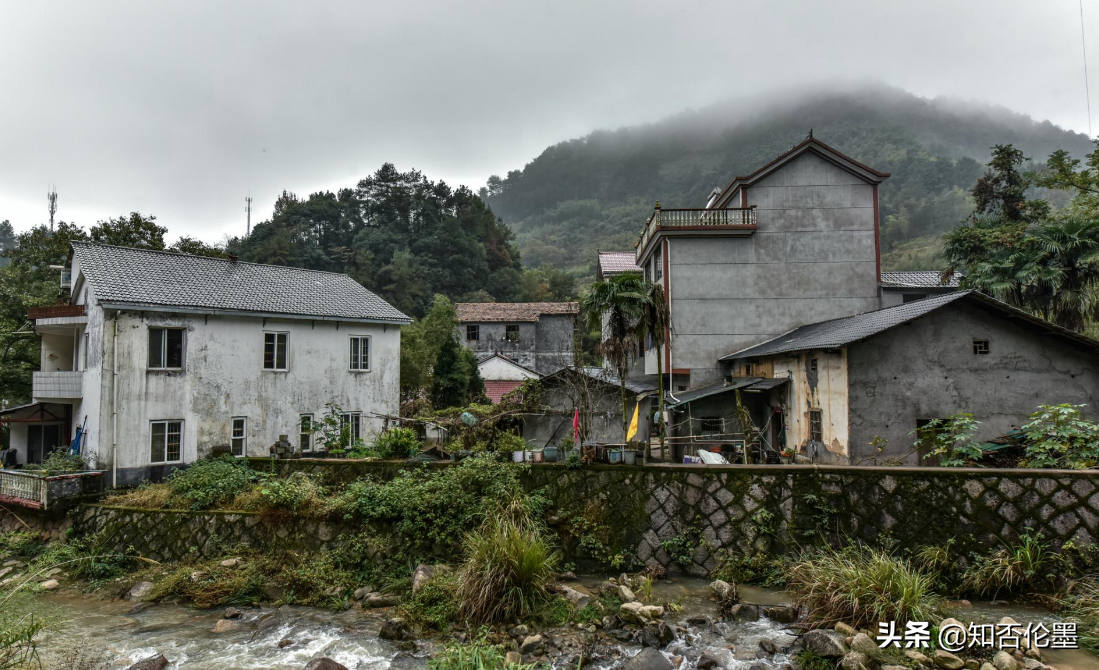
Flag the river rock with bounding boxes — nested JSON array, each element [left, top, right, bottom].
[[933, 650, 965, 670], [840, 651, 871, 670], [762, 605, 798, 624], [127, 581, 154, 600], [642, 621, 674, 648], [623, 648, 673, 670], [758, 638, 778, 655], [2, 559, 24, 567], [127, 655, 169, 670], [220, 558, 240, 568], [211, 619, 238, 634], [905, 650, 932, 664], [619, 584, 637, 602], [802, 629, 848, 658], [379, 617, 410, 641], [39, 579, 59, 591], [883, 666, 908, 670], [127, 602, 152, 615], [412, 564, 450, 595], [992, 651, 1019, 670], [965, 661, 980, 670], [980, 664, 997, 670], [727, 603, 759, 623], [519, 634, 544, 655], [696, 653, 721, 670], [620, 601, 647, 624], [559, 584, 591, 609], [639, 605, 665, 620], [849, 633, 881, 659], [835, 622, 858, 637], [365, 594, 400, 608], [223, 607, 242, 619], [263, 583, 286, 602], [709, 579, 737, 602], [506, 652, 522, 665], [557, 571, 578, 581], [303, 660, 350, 670]]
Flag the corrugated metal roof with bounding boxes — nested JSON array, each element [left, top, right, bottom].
[[542, 366, 659, 394], [597, 251, 642, 276], [666, 376, 788, 408], [456, 302, 579, 323], [723, 292, 971, 360], [72, 242, 410, 323], [880, 270, 962, 289]]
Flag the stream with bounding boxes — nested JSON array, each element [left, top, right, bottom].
[[31, 580, 1099, 670]]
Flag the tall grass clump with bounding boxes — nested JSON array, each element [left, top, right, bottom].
[[1054, 576, 1099, 653], [456, 498, 559, 625], [787, 544, 942, 629], [960, 531, 1052, 597], [429, 630, 536, 670], [373, 427, 421, 459], [167, 455, 259, 510]]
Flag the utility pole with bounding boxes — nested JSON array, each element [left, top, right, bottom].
[[47, 187, 58, 233], [245, 196, 253, 236]]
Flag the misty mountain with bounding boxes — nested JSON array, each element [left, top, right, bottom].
[[483, 84, 1093, 274]]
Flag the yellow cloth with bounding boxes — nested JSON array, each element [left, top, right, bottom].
[[626, 401, 640, 441]]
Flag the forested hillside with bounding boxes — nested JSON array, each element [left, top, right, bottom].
[[482, 84, 1093, 273]]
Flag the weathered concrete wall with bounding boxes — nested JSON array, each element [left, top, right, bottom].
[[774, 350, 849, 463], [847, 301, 1099, 464], [478, 356, 539, 381], [524, 376, 653, 448], [661, 152, 882, 386], [462, 315, 575, 376]]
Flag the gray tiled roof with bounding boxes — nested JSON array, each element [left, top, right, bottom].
[[542, 366, 659, 394], [880, 270, 962, 288], [597, 251, 642, 276], [72, 242, 410, 323], [722, 292, 970, 360]]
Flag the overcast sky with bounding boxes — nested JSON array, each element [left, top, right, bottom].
[[1, 0, 1096, 242]]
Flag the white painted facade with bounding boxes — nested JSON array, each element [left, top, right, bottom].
[[12, 251, 404, 486], [478, 354, 539, 382]]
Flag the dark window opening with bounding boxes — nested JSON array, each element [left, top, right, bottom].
[[466, 324, 479, 342], [264, 332, 288, 370], [744, 362, 753, 376], [700, 417, 723, 434], [150, 420, 183, 463], [149, 328, 184, 369], [973, 339, 990, 355], [809, 409, 823, 443], [809, 358, 818, 373], [299, 414, 313, 451], [505, 324, 520, 343]]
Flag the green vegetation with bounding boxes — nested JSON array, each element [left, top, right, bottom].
[[456, 499, 559, 625], [401, 572, 460, 631], [960, 531, 1053, 598], [786, 544, 943, 628], [711, 550, 790, 587], [373, 427, 422, 459], [1020, 404, 1099, 468], [22, 448, 88, 475], [428, 630, 536, 670], [166, 455, 260, 510], [913, 412, 983, 466], [1054, 576, 1099, 654]]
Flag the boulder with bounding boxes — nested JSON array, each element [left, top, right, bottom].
[[379, 617, 410, 641], [727, 603, 759, 623], [278, 639, 295, 649], [639, 605, 665, 620], [506, 652, 522, 665], [303, 660, 350, 670], [758, 639, 778, 655], [1023, 648, 1041, 661], [762, 605, 798, 624], [840, 651, 871, 670], [263, 583, 286, 602], [127, 602, 152, 615], [709, 579, 737, 603], [801, 629, 848, 659], [510, 624, 530, 638], [38, 579, 59, 591], [519, 634, 543, 655], [619, 585, 637, 602], [352, 586, 376, 601], [365, 594, 400, 608], [412, 564, 451, 595], [905, 650, 932, 665], [620, 601, 647, 624], [991, 651, 1019, 670], [127, 581, 154, 600], [965, 661, 980, 670], [126, 655, 169, 670], [559, 585, 590, 609], [642, 621, 675, 648], [623, 648, 673, 670], [220, 558, 240, 568], [981, 664, 997, 670], [211, 619, 238, 634], [933, 650, 965, 670], [849, 633, 881, 660], [224, 607, 243, 619], [835, 622, 858, 637]]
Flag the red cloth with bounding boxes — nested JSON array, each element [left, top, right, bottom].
[[573, 408, 580, 442]]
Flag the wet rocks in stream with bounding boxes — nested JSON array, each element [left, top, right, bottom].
[[302, 659, 350, 670], [126, 655, 169, 670]]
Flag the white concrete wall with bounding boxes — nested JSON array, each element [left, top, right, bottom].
[[479, 356, 538, 381]]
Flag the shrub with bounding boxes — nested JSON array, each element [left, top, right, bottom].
[[914, 412, 983, 466], [711, 550, 790, 587], [22, 448, 86, 475], [786, 544, 942, 629], [374, 427, 421, 459], [456, 498, 559, 625], [255, 472, 329, 514], [1021, 404, 1099, 468], [35, 532, 131, 582], [960, 531, 1053, 597], [429, 629, 535, 670], [166, 455, 258, 510], [401, 571, 460, 631]]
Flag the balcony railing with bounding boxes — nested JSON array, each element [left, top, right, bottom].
[[636, 206, 757, 260], [33, 371, 83, 399], [0, 470, 105, 510], [28, 304, 85, 320]]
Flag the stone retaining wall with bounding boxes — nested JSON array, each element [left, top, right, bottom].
[[70, 462, 1099, 575]]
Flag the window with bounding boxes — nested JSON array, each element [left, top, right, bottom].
[[149, 328, 184, 369], [299, 414, 313, 451], [809, 358, 818, 373], [342, 412, 362, 446], [809, 409, 823, 443], [150, 420, 182, 463], [264, 332, 288, 370], [744, 362, 754, 376], [230, 417, 247, 457], [349, 335, 370, 371], [973, 339, 990, 355], [466, 324, 480, 342], [505, 325, 520, 343], [82, 332, 89, 370], [653, 246, 663, 282], [700, 417, 723, 434]]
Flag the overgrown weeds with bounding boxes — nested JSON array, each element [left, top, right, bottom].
[[711, 550, 791, 587], [456, 497, 559, 625], [787, 544, 942, 629], [1053, 576, 1099, 653], [401, 572, 460, 631], [373, 427, 421, 459], [960, 531, 1052, 597], [428, 629, 536, 670], [166, 455, 261, 510]]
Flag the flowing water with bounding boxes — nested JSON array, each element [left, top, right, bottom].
[[31, 580, 1099, 670]]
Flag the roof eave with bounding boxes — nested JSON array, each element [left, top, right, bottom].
[[99, 302, 412, 325]]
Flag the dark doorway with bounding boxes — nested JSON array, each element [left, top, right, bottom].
[[27, 424, 63, 464]]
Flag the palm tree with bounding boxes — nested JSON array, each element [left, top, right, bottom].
[[580, 272, 648, 439], [637, 282, 672, 461]]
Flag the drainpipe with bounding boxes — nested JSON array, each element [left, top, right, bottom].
[[111, 316, 118, 489]]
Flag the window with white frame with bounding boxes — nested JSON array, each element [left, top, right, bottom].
[[82, 332, 89, 370], [150, 420, 183, 463], [349, 335, 370, 371], [342, 412, 362, 446], [299, 414, 313, 451], [149, 328, 185, 369], [231, 417, 247, 456], [263, 332, 288, 370]]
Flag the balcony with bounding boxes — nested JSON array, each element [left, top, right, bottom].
[[33, 371, 83, 400], [636, 206, 757, 262], [28, 304, 85, 320], [0, 469, 105, 510]]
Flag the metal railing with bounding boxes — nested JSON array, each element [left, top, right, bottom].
[[636, 206, 757, 258], [27, 304, 85, 320], [0, 470, 46, 508], [32, 370, 84, 399]]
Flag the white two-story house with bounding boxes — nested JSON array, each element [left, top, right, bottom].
[[4, 242, 409, 486]]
